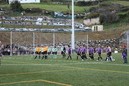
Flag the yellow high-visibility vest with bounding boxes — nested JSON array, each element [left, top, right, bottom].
[[43, 46, 48, 52], [36, 47, 41, 52]]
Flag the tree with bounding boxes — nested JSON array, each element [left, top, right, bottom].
[[10, 1, 23, 12], [0, 0, 8, 4]]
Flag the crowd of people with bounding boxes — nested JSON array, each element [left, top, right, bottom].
[[33, 43, 127, 64], [0, 38, 128, 64]]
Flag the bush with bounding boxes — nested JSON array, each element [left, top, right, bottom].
[[100, 12, 119, 24], [76, 1, 99, 6], [25, 8, 42, 13], [10, 1, 23, 12], [86, 13, 100, 19], [120, 6, 129, 12], [117, 12, 129, 19], [99, 2, 111, 7]]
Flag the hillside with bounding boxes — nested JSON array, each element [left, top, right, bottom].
[[0, 0, 129, 45]]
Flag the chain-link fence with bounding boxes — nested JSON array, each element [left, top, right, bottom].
[[0, 30, 122, 56]]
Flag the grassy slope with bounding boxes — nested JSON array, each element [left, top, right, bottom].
[[0, 1, 129, 42]]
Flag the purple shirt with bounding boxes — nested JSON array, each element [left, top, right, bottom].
[[89, 47, 94, 54], [68, 47, 72, 54], [97, 47, 102, 53], [122, 48, 127, 58], [76, 47, 81, 53], [81, 47, 86, 53]]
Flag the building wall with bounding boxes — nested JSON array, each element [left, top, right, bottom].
[[9, 0, 40, 4], [91, 25, 103, 32], [83, 17, 100, 26], [76, 0, 97, 2]]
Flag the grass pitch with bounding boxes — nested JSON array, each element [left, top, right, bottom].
[[0, 53, 129, 86]]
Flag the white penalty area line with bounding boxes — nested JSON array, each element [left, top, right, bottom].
[[0, 79, 72, 86]]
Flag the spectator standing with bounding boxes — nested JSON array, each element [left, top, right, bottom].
[[61, 45, 66, 58], [67, 45, 72, 60], [122, 46, 128, 64], [0, 41, 4, 66]]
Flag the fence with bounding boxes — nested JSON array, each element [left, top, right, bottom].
[[0, 30, 122, 56]]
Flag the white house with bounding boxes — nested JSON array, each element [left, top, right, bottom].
[[9, 0, 40, 4], [75, 0, 98, 2], [91, 25, 103, 32]]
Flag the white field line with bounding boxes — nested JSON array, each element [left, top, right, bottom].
[[2, 61, 129, 67], [0, 79, 72, 86]]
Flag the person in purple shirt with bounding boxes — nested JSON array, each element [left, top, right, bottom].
[[67, 45, 72, 60], [89, 46, 94, 60], [81, 45, 87, 60], [105, 46, 112, 61], [122, 45, 128, 64], [97, 45, 103, 61]]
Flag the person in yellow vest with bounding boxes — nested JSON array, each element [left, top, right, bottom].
[[34, 46, 41, 59], [41, 46, 44, 59], [41, 46, 48, 59]]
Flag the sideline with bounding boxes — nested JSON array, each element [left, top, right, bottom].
[[0, 79, 72, 86]]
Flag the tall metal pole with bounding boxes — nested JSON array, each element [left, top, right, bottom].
[[71, 0, 75, 50], [53, 33, 55, 46], [86, 34, 89, 53], [33, 32, 35, 56], [127, 31, 129, 58], [10, 31, 13, 56]]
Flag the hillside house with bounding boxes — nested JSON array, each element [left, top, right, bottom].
[[91, 25, 103, 32], [9, 0, 40, 4], [75, 0, 97, 2]]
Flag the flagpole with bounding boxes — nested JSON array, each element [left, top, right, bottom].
[[71, 0, 75, 50]]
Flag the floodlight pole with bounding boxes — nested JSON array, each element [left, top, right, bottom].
[[71, 0, 75, 50], [10, 31, 13, 56], [53, 33, 55, 46], [86, 34, 89, 53], [127, 31, 129, 58], [33, 32, 35, 56]]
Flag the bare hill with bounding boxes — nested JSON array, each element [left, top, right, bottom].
[[0, 28, 124, 45]]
